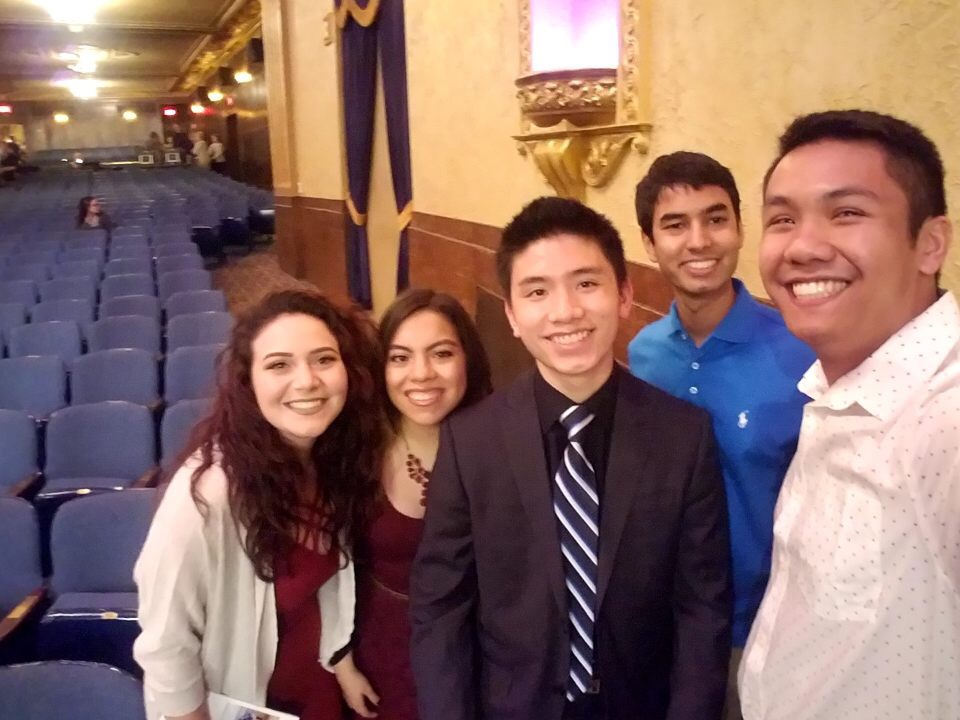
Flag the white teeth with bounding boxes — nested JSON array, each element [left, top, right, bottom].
[[791, 280, 849, 299], [551, 330, 590, 346], [287, 399, 323, 409], [686, 259, 717, 271], [408, 391, 440, 402]]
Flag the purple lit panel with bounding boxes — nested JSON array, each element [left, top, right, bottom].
[[530, 0, 619, 73]]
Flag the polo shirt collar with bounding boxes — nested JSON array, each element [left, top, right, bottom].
[[799, 291, 960, 421], [667, 279, 757, 344]]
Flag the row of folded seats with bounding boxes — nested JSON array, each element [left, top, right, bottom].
[[0, 230, 231, 692], [1, 492, 152, 720]]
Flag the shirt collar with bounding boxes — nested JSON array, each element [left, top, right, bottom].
[[667, 279, 759, 344], [798, 292, 960, 420], [534, 365, 619, 435]]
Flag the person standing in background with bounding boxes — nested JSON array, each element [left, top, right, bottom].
[[209, 133, 227, 175], [193, 130, 211, 170], [145, 131, 164, 165], [629, 151, 814, 719]]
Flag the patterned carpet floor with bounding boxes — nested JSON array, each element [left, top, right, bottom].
[[211, 243, 314, 317]]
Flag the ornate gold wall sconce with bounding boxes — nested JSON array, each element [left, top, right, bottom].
[[514, 0, 651, 200]]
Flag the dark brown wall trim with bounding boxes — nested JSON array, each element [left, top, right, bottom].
[[409, 211, 674, 364], [275, 195, 350, 304]]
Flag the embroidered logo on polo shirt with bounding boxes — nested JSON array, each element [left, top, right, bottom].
[[737, 410, 749, 429]]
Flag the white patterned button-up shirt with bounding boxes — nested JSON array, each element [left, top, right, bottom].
[[739, 292, 960, 720]]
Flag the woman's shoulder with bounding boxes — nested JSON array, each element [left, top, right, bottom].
[[165, 452, 231, 514]]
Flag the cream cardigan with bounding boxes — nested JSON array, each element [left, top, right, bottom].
[[133, 457, 355, 720]]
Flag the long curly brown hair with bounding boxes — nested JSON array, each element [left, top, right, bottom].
[[185, 289, 387, 580]]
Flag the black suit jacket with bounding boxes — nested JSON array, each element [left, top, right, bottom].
[[410, 367, 731, 720]]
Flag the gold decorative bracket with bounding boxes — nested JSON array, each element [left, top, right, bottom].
[[515, 0, 652, 199], [515, 122, 650, 200]]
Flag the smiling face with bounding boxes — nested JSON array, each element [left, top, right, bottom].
[[505, 233, 633, 400], [88, 198, 102, 215], [645, 184, 742, 300], [385, 309, 468, 429], [250, 313, 349, 453], [760, 139, 946, 381]]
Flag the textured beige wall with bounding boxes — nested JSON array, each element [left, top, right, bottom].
[[405, 0, 960, 293], [284, 0, 345, 199]]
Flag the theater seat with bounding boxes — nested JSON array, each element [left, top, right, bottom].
[[37, 401, 156, 503], [37, 490, 156, 677], [0, 409, 40, 497], [0, 661, 145, 720], [0, 498, 44, 663]]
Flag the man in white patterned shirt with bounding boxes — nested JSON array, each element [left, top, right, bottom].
[[740, 109, 959, 720]]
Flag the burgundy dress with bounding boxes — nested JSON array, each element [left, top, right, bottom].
[[267, 543, 344, 720], [354, 501, 424, 720]]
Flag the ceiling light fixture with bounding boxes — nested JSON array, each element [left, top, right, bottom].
[[59, 78, 98, 99], [207, 89, 224, 102], [190, 102, 206, 114], [233, 70, 253, 84], [122, 110, 138, 121], [40, 0, 98, 27], [53, 112, 70, 123]]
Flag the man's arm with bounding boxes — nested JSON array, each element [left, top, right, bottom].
[[667, 414, 732, 720], [409, 419, 479, 720]]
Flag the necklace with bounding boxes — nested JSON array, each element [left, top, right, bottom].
[[401, 437, 432, 507]]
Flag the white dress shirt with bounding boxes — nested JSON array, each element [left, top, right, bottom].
[[740, 292, 960, 720]]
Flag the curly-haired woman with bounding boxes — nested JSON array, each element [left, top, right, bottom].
[[134, 289, 388, 720]]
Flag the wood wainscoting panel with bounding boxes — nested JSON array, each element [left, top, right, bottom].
[[274, 195, 300, 278], [409, 211, 674, 384], [273, 196, 350, 305], [298, 197, 350, 305]]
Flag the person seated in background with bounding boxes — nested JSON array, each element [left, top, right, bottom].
[[629, 151, 814, 719], [146, 131, 164, 164], [334, 289, 493, 719], [76, 196, 116, 232], [209, 133, 227, 174], [134, 289, 389, 720], [1, 140, 20, 181]]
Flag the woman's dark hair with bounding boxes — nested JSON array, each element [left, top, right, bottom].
[[183, 289, 388, 580], [76, 196, 96, 227], [378, 289, 493, 429]]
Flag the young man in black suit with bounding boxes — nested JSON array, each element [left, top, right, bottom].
[[410, 196, 731, 720]]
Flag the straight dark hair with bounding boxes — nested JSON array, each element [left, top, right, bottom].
[[379, 288, 493, 429], [764, 109, 947, 238], [497, 196, 627, 297], [634, 151, 741, 239]]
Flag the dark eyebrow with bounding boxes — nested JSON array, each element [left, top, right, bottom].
[[262, 347, 338, 361], [824, 186, 881, 202], [703, 202, 730, 215], [763, 195, 794, 209], [658, 212, 689, 225]]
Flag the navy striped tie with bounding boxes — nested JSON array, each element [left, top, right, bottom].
[[553, 403, 598, 700]]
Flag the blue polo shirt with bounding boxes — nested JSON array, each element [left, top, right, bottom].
[[628, 280, 814, 647]]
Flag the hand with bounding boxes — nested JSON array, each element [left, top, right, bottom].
[[334, 652, 380, 718]]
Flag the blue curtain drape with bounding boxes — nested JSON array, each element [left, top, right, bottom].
[[335, 0, 414, 305]]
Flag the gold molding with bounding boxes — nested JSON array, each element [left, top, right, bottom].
[[335, 0, 382, 29], [516, 69, 617, 128], [515, 123, 651, 201], [176, 0, 263, 91], [518, 0, 531, 75], [515, 0, 652, 196]]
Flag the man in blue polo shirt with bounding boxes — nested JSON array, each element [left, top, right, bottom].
[[628, 151, 814, 720]]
